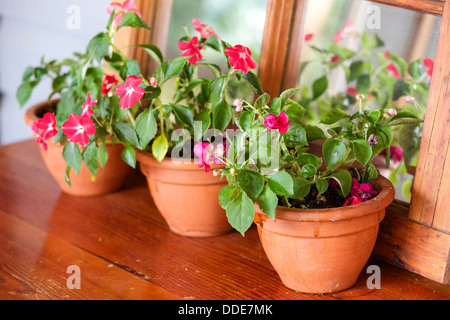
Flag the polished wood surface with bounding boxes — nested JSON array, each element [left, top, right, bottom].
[[1, 140, 449, 300]]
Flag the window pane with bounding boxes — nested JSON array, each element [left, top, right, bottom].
[[164, 0, 267, 101]]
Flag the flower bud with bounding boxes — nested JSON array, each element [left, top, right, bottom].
[[387, 108, 397, 116]]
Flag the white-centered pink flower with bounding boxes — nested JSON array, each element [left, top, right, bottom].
[[192, 18, 219, 39], [62, 114, 96, 147], [80, 92, 98, 118], [31, 112, 58, 151], [115, 75, 145, 109]]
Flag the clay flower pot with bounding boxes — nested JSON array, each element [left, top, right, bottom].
[[136, 150, 232, 237], [254, 175, 395, 294], [24, 100, 132, 196]]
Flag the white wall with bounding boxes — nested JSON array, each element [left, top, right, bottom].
[[0, 0, 110, 145]]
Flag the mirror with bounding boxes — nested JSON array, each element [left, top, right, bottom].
[[297, 0, 441, 202]]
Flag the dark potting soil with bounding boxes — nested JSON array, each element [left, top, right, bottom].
[[281, 186, 347, 209]]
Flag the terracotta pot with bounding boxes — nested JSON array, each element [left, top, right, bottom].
[[254, 175, 395, 294], [136, 150, 232, 237], [24, 100, 132, 196]]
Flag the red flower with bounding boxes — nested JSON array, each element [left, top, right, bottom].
[[102, 75, 119, 95], [225, 45, 257, 74], [80, 92, 98, 118], [264, 112, 289, 135], [350, 178, 378, 201], [115, 75, 145, 109], [62, 114, 96, 147], [386, 63, 401, 79], [178, 36, 203, 65], [343, 196, 364, 207], [330, 55, 340, 63], [304, 33, 314, 42], [423, 58, 434, 77], [106, 0, 142, 27], [31, 112, 58, 151], [192, 18, 218, 39]]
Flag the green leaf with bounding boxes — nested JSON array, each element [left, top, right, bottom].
[[63, 142, 82, 175], [16, 82, 32, 107], [121, 144, 136, 168], [239, 111, 254, 131], [298, 153, 320, 167], [368, 110, 381, 124], [226, 190, 255, 236], [368, 125, 393, 155], [134, 44, 163, 65], [194, 110, 211, 140], [162, 56, 189, 83], [305, 125, 327, 141], [356, 74, 371, 93], [312, 75, 328, 99], [266, 171, 294, 196], [254, 93, 270, 109], [87, 32, 110, 64], [283, 123, 308, 148], [392, 79, 410, 101], [315, 178, 328, 195], [328, 170, 352, 197], [351, 139, 373, 166], [152, 133, 169, 162], [348, 60, 365, 82], [280, 88, 301, 106], [320, 109, 348, 125], [64, 166, 72, 187], [284, 102, 305, 123], [118, 12, 151, 30], [241, 71, 263, 95], [98, 143, 108, 168], [408, 60, 421, 80], [142, 86, 161, 101], [119, 59, 141, 80], [135, 108, 157, 149], [257, 185, 278, 220], [322, 139, 347, 169], [212, 99, 232, 132], [209, 77, 226, 108], [112, 121, 139, 147], [237, 169, 264, 201], [300, 164, 317, 178], [269, 98, 281, 115], [82, 142, 99, 178], [291, 176, 311, 199], [219, 185, 237, 209], [172, 105, 194, 128]]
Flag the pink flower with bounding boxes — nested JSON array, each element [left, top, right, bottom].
[[225, 45, 257, 74], [347, 87, 357, 96], [102, 75, 119, 95], [193, 142, 225, 173], [386, 63, 401, 79], [106, 0, 142, 27], [381, 146, 403, 163], [404, 96, 414, 104], [115, 75, 145, 109], [343, 196, 364, 207], [178, 36, 203, 65], [62, 114, 96, 147], [304, 33, 314, 42], [350, 178, 378, 201], [192, 18, 219, 39], [149, 77, 158, 87], [233, 99, 243, 112], [264, 112, 289, 135], [80, 92, 98, 118], [330, 55, 340, 63], [31, 112, 58, 151], [333, 20, 354, 43], [423, 58, 434, 77]]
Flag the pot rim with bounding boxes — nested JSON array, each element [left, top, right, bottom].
[[256, 175, 395, 223], [135, 148, 226, 171], [24, 99, 60, 127]]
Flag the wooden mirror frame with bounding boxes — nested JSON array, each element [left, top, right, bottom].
[[117, 0, 449, 284]]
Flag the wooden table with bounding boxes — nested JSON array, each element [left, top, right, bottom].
[[1, 140, 449, 301]]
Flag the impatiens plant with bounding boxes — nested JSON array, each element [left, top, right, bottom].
[[17, 1, 155, 184], [299, 21, 430, 169], [210, 85, 405, 236]]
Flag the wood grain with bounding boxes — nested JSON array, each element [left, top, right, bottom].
[[409, 0, 450, 233], [0, 140, 449, 300], [368, 0, 444, 16]]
